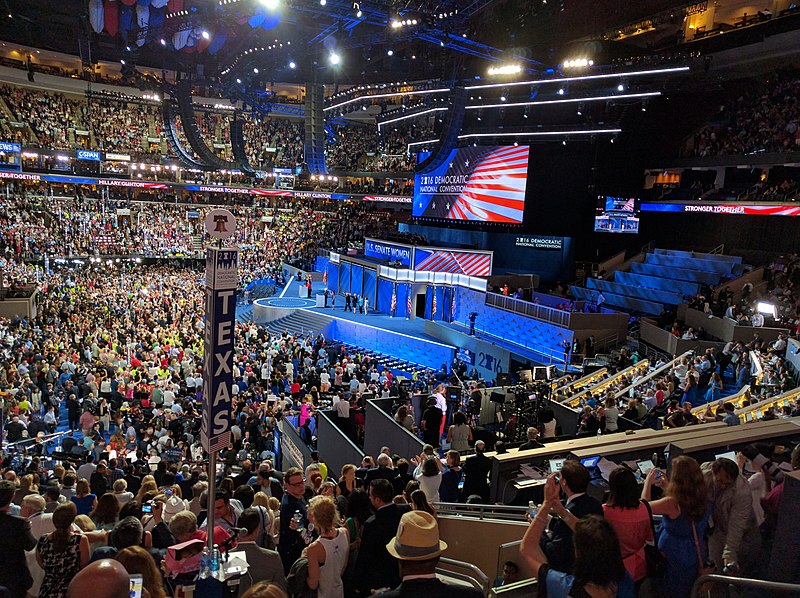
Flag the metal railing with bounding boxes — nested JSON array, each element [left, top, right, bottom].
[[485, 292, 571, 327], [435, 501, 528, 523], [691, 574, 800, 597], [709, 243, 726, 255], [438, 557, 491, 596]]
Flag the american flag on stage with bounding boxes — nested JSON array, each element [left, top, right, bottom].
[[432, 288, 437, 317], [414, 248, 492, 277], [407, 284, 412, 318], [322, 268, 328, 286], [450, 291, 457, 321], [391, 285, 397, 316]]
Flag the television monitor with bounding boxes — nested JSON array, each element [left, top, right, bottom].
[[594, 195, 640, 234], [518, 369, 533, 384], [580, 456, 600, 469], [414, 146, 531, 224]]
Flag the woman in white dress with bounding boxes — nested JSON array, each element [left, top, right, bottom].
[[306, 495, 350, 598]]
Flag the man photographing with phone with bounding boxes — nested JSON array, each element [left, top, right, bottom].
[[538, 460, 603, 571]]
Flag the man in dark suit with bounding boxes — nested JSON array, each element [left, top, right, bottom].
[[354, 478, 410, 595], [518, 427, 545, 452], [539, 460, 603, 571], [364, 453, 396, 487], [250, 464, 284, 500], [374, 510, 482, 598], [0, 479, 36, 597], [460, 440, 492, 502], [234, 508, 287, 595]]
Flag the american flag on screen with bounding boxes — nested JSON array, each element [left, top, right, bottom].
[[415, 248, 492, 277], [449, 145, 530, 223], [621, 198, 635, 212]]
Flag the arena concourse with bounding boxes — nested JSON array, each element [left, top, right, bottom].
[[1, 1, 800, 597]]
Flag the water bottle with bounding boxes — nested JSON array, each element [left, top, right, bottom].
[[292, 509, 303, 531], [198, 546, 211, 579], [210, 545, 221, 579]]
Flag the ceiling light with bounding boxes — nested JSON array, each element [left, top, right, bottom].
[[160, 38, 166, 46], [617, 83, 624, 91], [260, 0, 280, 9], [201, 31, 210, 40], [387, 50, 393, 56], [557, 88, 564, 95], [253, 67, 259, 73], [120, 59, 126, 65], [329, 52, 340, 65], [289, 61, 296, 69], [236, 78, 242, 84], [320, 0, 326, 4]]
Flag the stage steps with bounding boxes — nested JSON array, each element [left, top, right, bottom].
[[262, 310, 334, 338]]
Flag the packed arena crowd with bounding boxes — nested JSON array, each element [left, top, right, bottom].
[[690, 71, 800, 157]]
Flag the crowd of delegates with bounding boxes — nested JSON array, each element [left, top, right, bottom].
[[89, 97, 162, 158], [0, 259, 491, 597], [519, 446, 800, 598], [0, 86, 83, 150], [690, 71, 800, 157]]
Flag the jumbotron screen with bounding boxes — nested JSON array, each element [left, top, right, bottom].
[[413, 145, 531, 223], [594, 196, 640, 234]]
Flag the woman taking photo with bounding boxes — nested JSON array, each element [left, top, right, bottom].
[[115, 545, 167, 598], [37, 503, 90, 598], [641, 455, 709, 598], [521, 475, 635, 597], [306, 495, 350, 598], [603, 468, 652, 586]]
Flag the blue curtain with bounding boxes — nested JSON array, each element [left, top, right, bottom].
[[396, 283, 409, 318], [351, 265, 364, 297], [340, 262, 351, 294], [377, 279, 394, 315], [363, 268, 377, 307], [327, 262, 339, 293]]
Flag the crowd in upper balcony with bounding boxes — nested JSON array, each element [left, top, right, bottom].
[[690, 71, 800, 157]]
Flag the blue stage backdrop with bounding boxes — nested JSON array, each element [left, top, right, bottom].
[[326, 261, 339, 293], [377, 279, 394, 315], [340, 262, 351, 295], [351, 265, 364, 297], [363, 267, 377, 307]]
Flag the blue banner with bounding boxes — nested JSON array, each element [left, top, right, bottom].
[[364, 238, 413, 267], [77, 149, 101, 161], [201, 247, 238, 453], [0, 141, 21, 153]]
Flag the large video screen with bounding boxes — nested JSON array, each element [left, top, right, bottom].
[[414, 145, 530, 224], [594, 195, 640, 234]]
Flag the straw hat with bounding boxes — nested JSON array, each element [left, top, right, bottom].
[[385, 510, 447, 561]]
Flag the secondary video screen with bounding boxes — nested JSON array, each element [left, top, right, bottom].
[[594, 196, 640, 234]]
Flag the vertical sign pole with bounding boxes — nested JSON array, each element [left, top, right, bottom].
[[201, 209, 238, 556]]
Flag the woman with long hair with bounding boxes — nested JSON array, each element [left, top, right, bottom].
[[413, 455, 442, 503], [409, 489, 436, 517], [521, 475, 635, 597], [603, 468, 652, 586], [705, 372, 723, 404], [37, 502, 90, 598], [446, 411, 473, 452], [135, 475, 158, 505], [115, 545, 167, 598], [641, 455, 710, 598], [337, 464, 361, 500], [90, 492, 121, 530], [306, 495, 350, 598]]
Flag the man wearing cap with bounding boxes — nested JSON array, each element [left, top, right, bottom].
[[375, 510, 482, 597]]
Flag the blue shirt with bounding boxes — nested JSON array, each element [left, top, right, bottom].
[[723, 413, 740, 426], [545, 567, 636, 598]]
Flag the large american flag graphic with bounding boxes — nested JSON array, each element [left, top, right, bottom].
[[448, 145, 530, 223], [415, 249, 492, 277]]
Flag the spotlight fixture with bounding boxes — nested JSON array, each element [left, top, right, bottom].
[[160, 38, 166, 46], [236, 78, 242, 84], [557, 88, 564, 95], [487, 64, 521, 76], [617, 83, 624, 91], [259, 0, 280, 9], [387, 49, 393, 56], [253, 67, 259, 73], [320, 0, 326, 4], [201, 30, 210, 40], [329, 52, 341, 65]]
